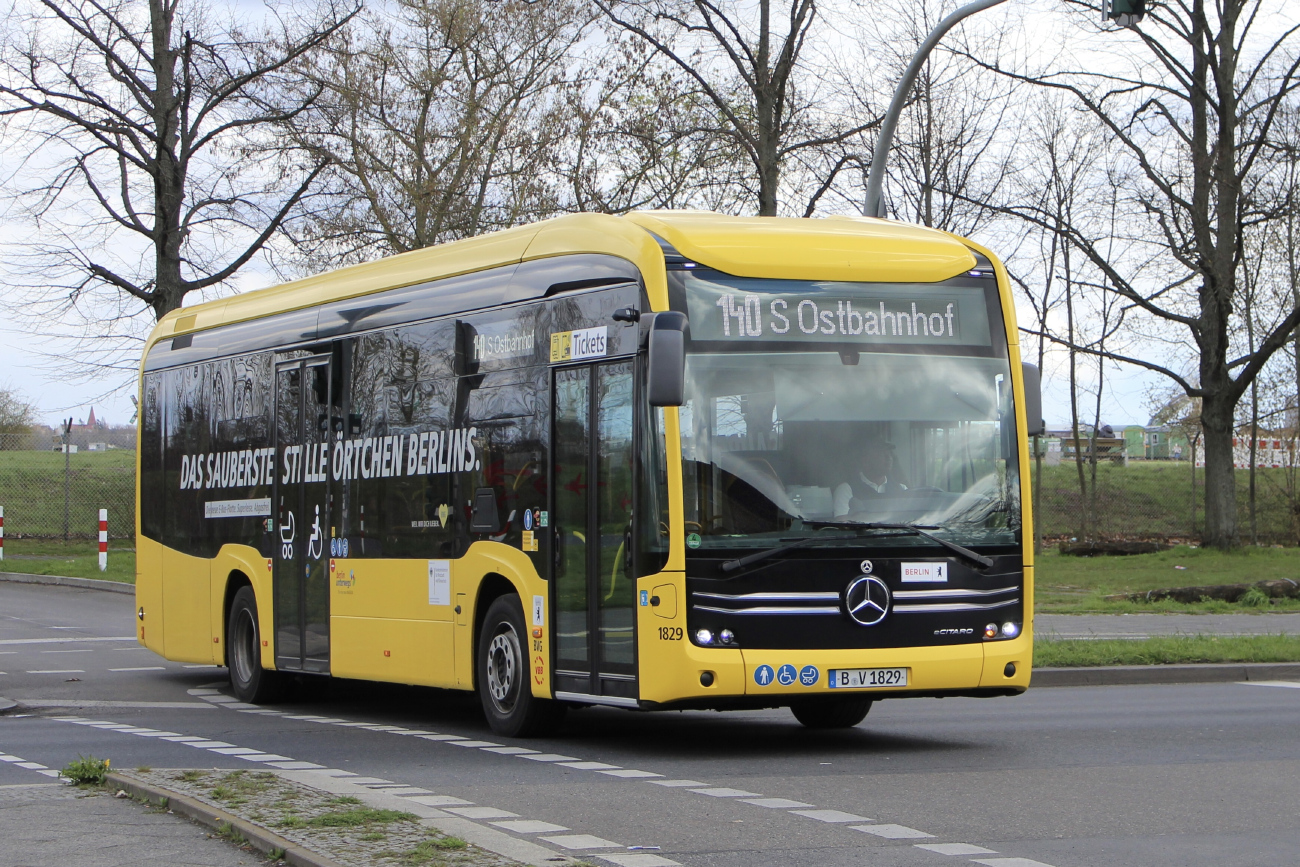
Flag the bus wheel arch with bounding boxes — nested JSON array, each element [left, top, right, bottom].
[[473, 578, 565, 738], [226, 583, 284, 704], [221, 571, 253, 669]]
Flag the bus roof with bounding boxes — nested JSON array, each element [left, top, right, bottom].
[[144, 211, 979, 358]]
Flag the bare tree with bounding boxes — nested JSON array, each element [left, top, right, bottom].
[[0, 0, 357, 322], [284, 0, 589, 266], [968, 0, 1300, 548], [595, 0, 878, 216], [843, 0, 1016, 235]]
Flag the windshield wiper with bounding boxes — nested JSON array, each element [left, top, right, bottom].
[[802, 521, 994, 570], [719, 533, 860, 575]]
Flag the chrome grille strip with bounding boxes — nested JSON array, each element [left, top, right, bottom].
[[894, 598, 1020, 613], [693, 591, 841, 602], [693, 604, 843, 616], [893, 586, 1018, 600]]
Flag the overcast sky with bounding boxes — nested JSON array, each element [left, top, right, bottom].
[[0, 0, 1255, 432]]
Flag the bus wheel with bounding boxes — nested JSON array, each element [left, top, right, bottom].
[[477, 595, 566, 738], [227, 586, 283, 704], [790, 698, 872, 729]]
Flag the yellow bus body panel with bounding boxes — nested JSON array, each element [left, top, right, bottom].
[[626, 212, 977, 284], [323, 542, 547, 694], [135, 535, 165, 655], [210, 545, 277, 670], [159, 545, 215, 664]]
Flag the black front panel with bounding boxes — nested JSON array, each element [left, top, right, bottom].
[[686, 550, 1023, 650]]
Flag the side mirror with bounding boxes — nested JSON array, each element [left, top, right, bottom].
[[647, 312, 688, 407], [1021, 362, 1045, 437]]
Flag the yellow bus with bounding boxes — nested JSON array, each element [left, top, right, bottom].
[[135, 211, 1040, 736]]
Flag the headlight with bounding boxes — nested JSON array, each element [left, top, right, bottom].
[[695, 628, 714, 645], [1001, 621, 1020, 639]]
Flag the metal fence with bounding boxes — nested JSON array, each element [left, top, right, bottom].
[[0, 432, 135, 539]]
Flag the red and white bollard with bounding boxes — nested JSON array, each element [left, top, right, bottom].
[[0, 505, 5, 562], [98, 509, 107, 572]]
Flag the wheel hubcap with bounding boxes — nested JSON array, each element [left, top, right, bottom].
[[486, 626, 521, 714]]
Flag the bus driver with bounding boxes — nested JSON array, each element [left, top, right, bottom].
[[833, 439, 907, 517]]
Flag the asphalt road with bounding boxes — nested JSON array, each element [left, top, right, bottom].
[[3, 582, 1299, 867]]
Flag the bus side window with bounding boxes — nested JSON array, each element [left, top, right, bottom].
[[140, 374, 165, 542]]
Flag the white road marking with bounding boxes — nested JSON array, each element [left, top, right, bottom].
[[600, 769, 662, 778], [19, 700, 213, 709], [264, 761, 327, 770], [446, 806, 521, 819], [406, 795, 473, 807], [491, 820, 569, 833], [15, 762, 48, 769], [541, 834, 622, 850], [183, 664, 220, 668], [557, 761, 620, 771], [109, 667, 166, 672], [851, 824, 933, 839], [917, 843, 998, 855], [524, 753, 578, 762], [25, 669, 85, 674], [208, 747, 265, 755], [186, 689, 220, 695], [238, 753, 292, 762], [650, 780, 708, 787], [1239, 680, 1300, 689], [416, 734, 468, 742], [790, 809, 871, 823], [364, 786, 432, 795], [481, 746, 540, 755], [0, 636, 134, 645], [972, 859, 1056, 867], [451, 740, 501, 748], [742, 798, 813, 808], [182, 740, 235, 748], [597, 856, 682, 867], [690, 787, 762, 798], [39, 649, 95, 653]]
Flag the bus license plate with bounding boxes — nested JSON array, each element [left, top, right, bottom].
[[828, 668, 908, 689]]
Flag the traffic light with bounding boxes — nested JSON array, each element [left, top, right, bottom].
[[1106, 0, 1145, 27]]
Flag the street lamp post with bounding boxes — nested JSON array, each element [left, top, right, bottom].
[[863, 0, 1010, 218]]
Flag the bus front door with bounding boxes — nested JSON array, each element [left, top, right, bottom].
[[273, 356, 332, 674], [551, 360, 638, 705]]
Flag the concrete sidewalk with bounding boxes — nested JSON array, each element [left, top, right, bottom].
[[1037, 612, 1300, 639], [0, 783, 265, 867]]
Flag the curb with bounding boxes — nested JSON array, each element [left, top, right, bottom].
[[1032, 661, 1300, 687], [106, 772, 348, 867], [0, 571, 133, 594]]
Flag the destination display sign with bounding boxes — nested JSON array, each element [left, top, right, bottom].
[[684, 273, 992, 347]]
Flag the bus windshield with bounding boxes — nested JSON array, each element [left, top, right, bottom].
[[677, 269, 1020, 552]]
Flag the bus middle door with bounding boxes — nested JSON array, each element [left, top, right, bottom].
[[274, 354, 332, 674]]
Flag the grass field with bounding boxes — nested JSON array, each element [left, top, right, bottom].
[[1035, 545, 1300, 613], [0, 449, 135, 538], [0, 538, 136, 583], [1034, 634, 1300, 667], [1032, 460, 1299, 544]]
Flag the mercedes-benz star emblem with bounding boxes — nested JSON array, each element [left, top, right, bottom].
[[844, 575, 891, 627]]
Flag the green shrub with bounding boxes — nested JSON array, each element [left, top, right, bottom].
[[62, 755, 110, 785], [1239, 587, 1270, 608]]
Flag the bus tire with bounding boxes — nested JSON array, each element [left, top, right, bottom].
[[477, 595, 566, 738], [790, 698, 872, 729], [227, 586, 283, 704]]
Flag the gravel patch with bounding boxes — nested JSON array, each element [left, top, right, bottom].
[[128, 769, 520, 867]]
